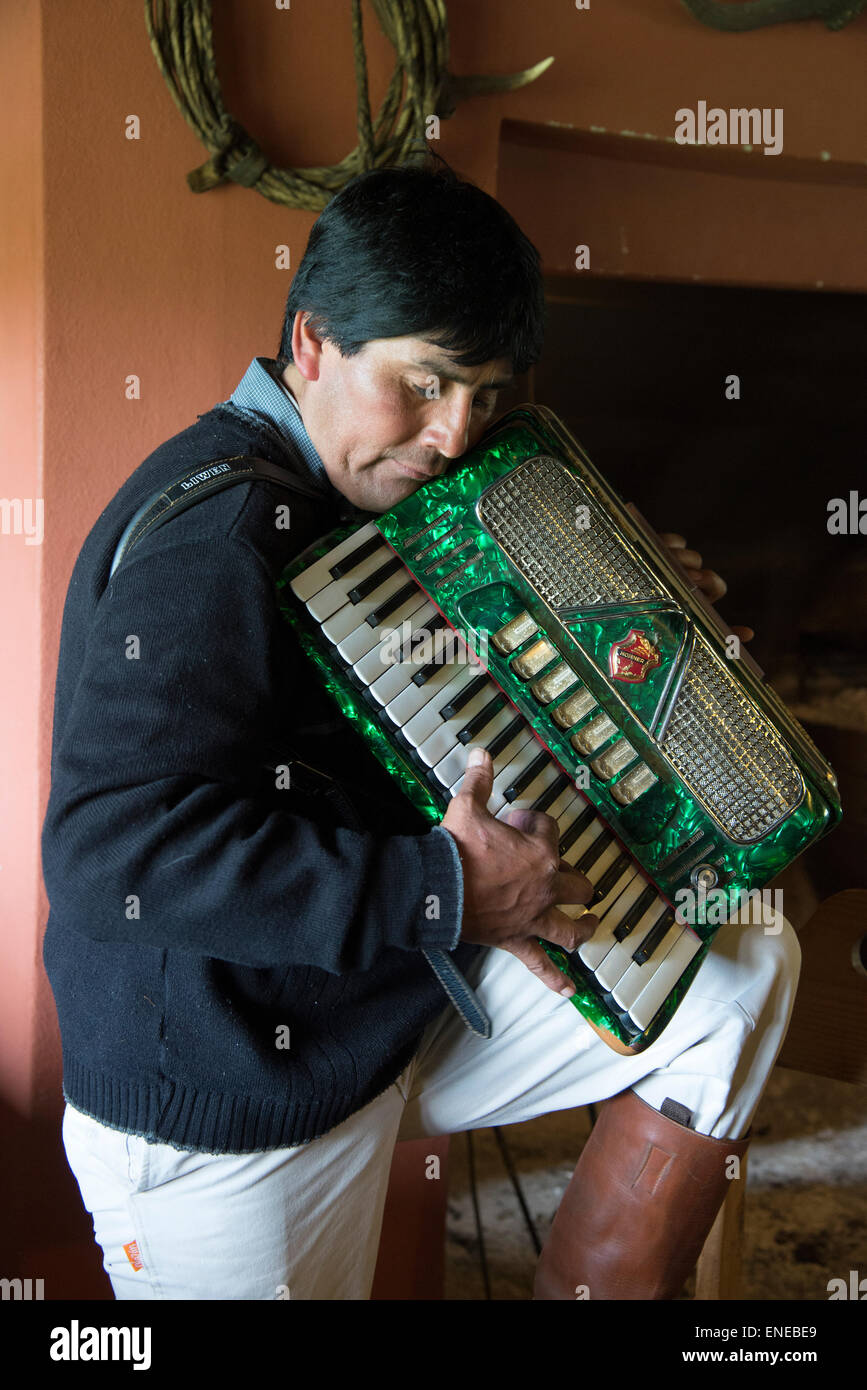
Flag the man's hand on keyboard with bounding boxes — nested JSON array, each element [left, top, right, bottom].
[[442, 746, 598, 997]]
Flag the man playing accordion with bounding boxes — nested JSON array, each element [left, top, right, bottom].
[[43, 159, 800, 1301]]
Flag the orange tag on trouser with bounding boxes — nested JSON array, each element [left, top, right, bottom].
[[123, 1240, 143, 1271]]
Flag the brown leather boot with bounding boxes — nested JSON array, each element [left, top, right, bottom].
[[534, 1088, 750, 1300]]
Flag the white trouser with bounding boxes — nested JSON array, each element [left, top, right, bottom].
[[61, 912, 800, 1300]]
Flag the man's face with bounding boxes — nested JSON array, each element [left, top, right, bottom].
[[281, 331, 514, 513]]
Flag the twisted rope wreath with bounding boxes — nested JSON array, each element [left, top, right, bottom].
[[144, 0, 554, 209]]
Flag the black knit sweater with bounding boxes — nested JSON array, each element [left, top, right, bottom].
[[41, 403, 478, 1153]]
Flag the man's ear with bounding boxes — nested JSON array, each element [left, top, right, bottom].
[[291, 312, 324, 382]]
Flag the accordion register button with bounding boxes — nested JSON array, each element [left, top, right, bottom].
[[551, 686, 597, 729], [530, 662, 578, 705], [610, 762, 658, 806], [490, 611, 538, 654], [590, 738, 637, 781], [511, 638, 558, 680], [571, 712, 617, 756]]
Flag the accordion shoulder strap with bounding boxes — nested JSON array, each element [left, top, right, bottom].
[[422, 948, 492, 1038], [109, 453, 323, 580]]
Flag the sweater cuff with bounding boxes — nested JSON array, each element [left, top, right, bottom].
[[398, 823, 464, 953]]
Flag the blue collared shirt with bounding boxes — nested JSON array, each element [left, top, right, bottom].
[[221, 356, 332, 489]]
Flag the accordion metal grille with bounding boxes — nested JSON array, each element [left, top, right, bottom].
[[478, 454, 665, 608], [476, 455, 804, 842], [663, 640, 804, 841]]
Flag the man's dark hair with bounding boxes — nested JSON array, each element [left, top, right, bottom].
[[277, 159, 545, 376]]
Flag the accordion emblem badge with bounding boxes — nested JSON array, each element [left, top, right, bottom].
[[609, 631, 660, 684]]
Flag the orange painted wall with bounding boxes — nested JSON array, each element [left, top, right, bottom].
[[1, 1, 44, 1121], [2, 0, 865, 1293]]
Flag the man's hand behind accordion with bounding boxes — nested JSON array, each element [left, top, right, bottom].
[[658, 531, 755, 644], [441, 747, 598, 998]]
